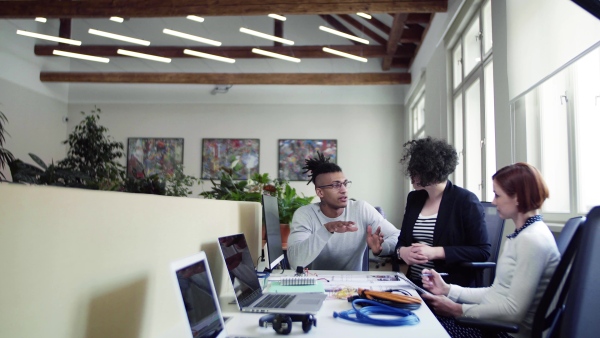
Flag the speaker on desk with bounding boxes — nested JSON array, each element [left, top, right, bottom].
[[259, 313, 317, 335]]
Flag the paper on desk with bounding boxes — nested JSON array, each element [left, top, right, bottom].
[[315, 273, 419, 299]]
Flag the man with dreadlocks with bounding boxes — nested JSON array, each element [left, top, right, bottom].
[[287, 152, 400, 271]]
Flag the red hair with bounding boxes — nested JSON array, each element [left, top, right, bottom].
[[492, 162, 549, 213]]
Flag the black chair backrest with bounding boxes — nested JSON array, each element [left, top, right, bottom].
[[530, 214, 587, 337], [480, 201, 505, 286], [558, 206, 600, 338], [555, 216, 585, 255]]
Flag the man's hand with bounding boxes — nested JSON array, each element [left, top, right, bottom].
[[366, 225, 385, 255], [324, 221, 358, 234]]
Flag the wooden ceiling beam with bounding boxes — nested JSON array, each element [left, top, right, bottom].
[[0, 1, 447, 18], [382, 13, 408, 70], [319, 15, 360, 45], [35, 44, 416, 58], [367, 15, 391, 36], [39, 72, 411, 85], [337, 14, 387, 46], [406, 13, 432, 24]]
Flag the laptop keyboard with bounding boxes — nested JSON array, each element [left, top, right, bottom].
[[255, 294, 296, 308]]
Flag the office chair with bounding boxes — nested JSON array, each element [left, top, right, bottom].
[[555, 216, 585, 255], [558, 206, 600, 338], [455, 207, 597, 338], [460, 201, 505, 287]]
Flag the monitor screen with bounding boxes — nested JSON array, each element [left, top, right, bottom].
[[262, 195, 285, 270]]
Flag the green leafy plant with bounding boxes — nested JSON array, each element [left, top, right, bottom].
[[165, 164, 201, 197], [9, 153, 90, 187], [275, 180, 315, 224], [57, 107, 124, 189], [0, 110, 15, 181], [201, 167, 314, 223]]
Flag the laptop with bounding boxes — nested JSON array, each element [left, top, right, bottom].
[[170, 251, 229, 338], [217, 233, 327, 314]]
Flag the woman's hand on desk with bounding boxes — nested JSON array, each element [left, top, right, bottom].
[[421, 293, 463, 317]]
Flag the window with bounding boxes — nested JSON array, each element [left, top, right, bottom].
[[450, 0, 496, 202], [512, 45, 600, 218], [409, 85, 426, 140]]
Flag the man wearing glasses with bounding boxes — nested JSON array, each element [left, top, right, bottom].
[[287, 152, 400, 271]]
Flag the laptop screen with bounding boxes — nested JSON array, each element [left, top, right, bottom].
[[172, 253, 226, 338], [218, 233, 263, 307]]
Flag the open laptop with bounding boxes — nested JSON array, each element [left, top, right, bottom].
[[170, 251, 229, 338], [217, 233, 326, 314]]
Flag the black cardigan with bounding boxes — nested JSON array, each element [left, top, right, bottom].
[[396, 181, 491, 287]]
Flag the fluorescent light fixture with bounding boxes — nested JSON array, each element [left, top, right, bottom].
[[319, 26, 369, 44], [109, 16, 124, 23], [323, 47, 367, 62], [117, 49, 171, 63], [251, 48, 300, 63], [268, 14, 286, 21], [356, 12, 372, 19], [88, 28, 150, 45], [53, 50, 110, 63], [16, 30, 81, 45], [240, 27, 294, 45], [35, 17, 47, 23], [186, 15, 205, 22], [162, 28, 221, 46], [183, 49, 235, 63]]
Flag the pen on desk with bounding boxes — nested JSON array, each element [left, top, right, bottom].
[[420, 273, 449, 277]]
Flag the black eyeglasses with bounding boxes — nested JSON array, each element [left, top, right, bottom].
[[317, 180, 352, 190]]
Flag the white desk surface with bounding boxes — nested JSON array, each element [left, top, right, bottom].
[[219, 270, 450, 338]]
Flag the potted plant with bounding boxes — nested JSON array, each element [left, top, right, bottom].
[[0, 110, 15, 181]]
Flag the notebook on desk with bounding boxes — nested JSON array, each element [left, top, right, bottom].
[[218, 233, 327, 314]]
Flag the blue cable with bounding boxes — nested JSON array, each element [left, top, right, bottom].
[[333, 299, 420, 326]]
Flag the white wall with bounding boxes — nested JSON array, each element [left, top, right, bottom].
[[67, 103, 406, 226], [506, 0, 600, 100], [0, 78, 68, 180]]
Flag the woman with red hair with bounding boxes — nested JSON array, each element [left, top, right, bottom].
[[421, 163, 560, 338]]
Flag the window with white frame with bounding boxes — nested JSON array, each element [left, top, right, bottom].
[[450, 0, 496, 202], [512, 45, 600, 219], [410, 88, 426, 140]]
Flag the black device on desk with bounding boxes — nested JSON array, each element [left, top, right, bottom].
[[259, 314, 317, 335]]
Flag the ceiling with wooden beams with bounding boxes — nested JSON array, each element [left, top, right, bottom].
[[0, 0, 447, 86]]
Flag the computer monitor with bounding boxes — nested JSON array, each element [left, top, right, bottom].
[[262, 194, 285, 270]]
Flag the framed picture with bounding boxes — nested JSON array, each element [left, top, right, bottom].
[[127, 138, 184, 178], [201, 138, 260, 179], [278, 139, 337, 181]]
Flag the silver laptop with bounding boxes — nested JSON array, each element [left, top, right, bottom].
[[170, 251, 229, 338], [217, 233, 326, 314]]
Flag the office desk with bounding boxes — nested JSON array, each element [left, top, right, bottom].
[[220, 271, 450, 337]]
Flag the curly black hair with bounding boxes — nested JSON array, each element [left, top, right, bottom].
[[400, 137, 458, 187], [302, 151, 342, 185]]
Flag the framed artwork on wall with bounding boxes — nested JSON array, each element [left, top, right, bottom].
[[127, 138, 184, 178], [201, 138, 260, 179], [278, 139, 337, 181]]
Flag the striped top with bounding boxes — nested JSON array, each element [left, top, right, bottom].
[[408, 213, 437, 282]]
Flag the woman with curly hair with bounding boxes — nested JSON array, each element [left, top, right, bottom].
[[395, 137, 491, 287]]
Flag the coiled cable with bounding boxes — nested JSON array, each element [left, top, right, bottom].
[[333, 299, 420, 326]]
